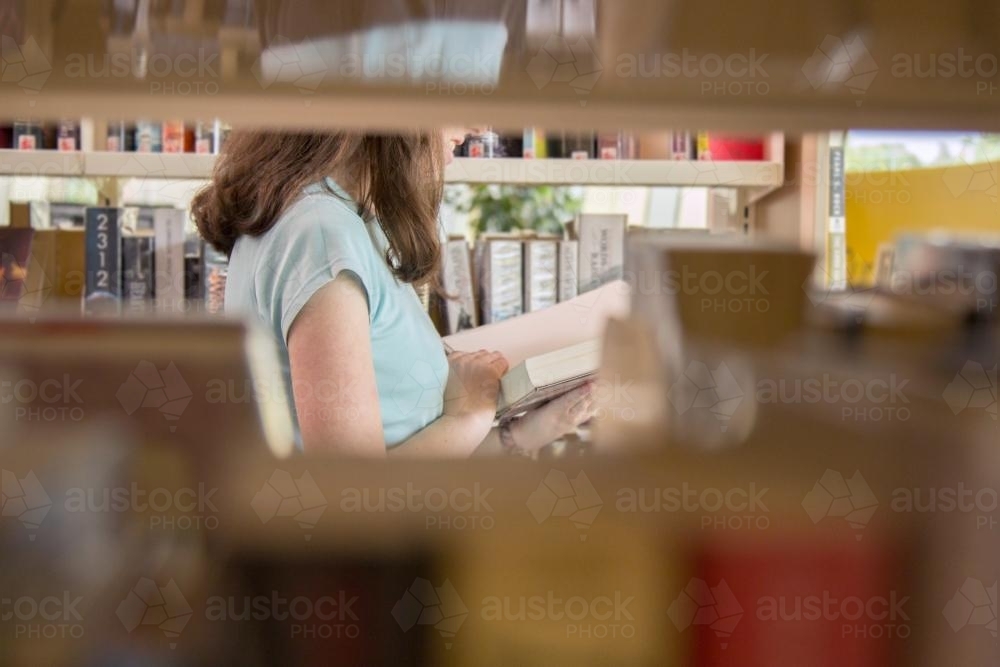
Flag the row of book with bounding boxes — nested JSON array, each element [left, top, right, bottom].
[[0, 206, 228, 317], [457, 129, 767, 161], [435, 214, 710, 335], [1, 119, 230, 154]]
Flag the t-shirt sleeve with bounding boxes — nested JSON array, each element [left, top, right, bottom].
[[255, 196, 374, 344]]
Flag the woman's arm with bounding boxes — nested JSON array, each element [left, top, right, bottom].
[[287, 274, 386, 457], [288, 274, 507, 457]]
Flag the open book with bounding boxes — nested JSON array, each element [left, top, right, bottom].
[[443, 280, 630, 419], [496, 338, 600, 420]]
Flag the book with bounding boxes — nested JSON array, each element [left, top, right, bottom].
[[50, 203, 86, 228], [134, 206, 163, 232], [671, 131, 696, 160], [697, 133, 765, 160], [84, 207, 122, 315], [121, 234, 155, 313], [56, 120, 79, 152], [576, 213, 627, 293], [22, 229, 85, 315], [497, 338, 601, 419], [522, 127, 547, 159], [523, 238, 559, 312], [135, 120, 163, 152], [557, 240, 579, 302], [153, 208, 188, 313], [10, 201, 86, 231], [184, 254, 202, 301], [476, 237, 523, 324], [0, 228, 35, 305], [202, 243, 229, 315], [163, 120, 188, 153], [9, 201, 50, 229], [696, 130, 710, 159], [441, 238, 477, 333], [688, 539, 902, 667]]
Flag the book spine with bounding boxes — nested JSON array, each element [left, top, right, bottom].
[[696, 130, 711, 160], [135, 120, 163, 153], [153, 209, 187, 313], [121, 235, 155, 313], [558, 240, 579, 302], [0, 228, 35, 303], [484, 240, 523, 324], [162, 120, 186, 153], [524, 241, 558, 312], [184, 255, 202, 301], [671, 131, 695, 160], [597, 131, 621, 160], [576, 214, 626, 293], [84, 207, 122, 314], [444, 239, 477, 333]]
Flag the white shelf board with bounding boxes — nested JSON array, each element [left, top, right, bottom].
[[84, 152, 217, 179], [445, 158, 784, 188], [0, 150, 216, 180], [0, 150, 85, 177], [0, 151, 783, 189]]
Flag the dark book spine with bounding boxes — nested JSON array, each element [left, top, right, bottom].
[[84, 207, 122, 315], [184, 255, 202, 301], [121, 236, 155, 312]]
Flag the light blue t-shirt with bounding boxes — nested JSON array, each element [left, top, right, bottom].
[[225, 178, 448, 448]]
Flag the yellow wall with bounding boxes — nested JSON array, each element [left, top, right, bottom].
[[845, 162, 999, 282]]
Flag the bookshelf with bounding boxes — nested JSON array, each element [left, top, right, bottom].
[[0, 150, 783, 190], [0, 150, 213, 180], [1, 4, 997, 665]]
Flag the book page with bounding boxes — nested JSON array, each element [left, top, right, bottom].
[[443, 280, 630, 367]]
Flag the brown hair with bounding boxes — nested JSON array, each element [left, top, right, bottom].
[[192, 130, 444, 285]]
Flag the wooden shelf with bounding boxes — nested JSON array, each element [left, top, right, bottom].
[[0, 151, 783, 190], [4, 1, 1000, 132]]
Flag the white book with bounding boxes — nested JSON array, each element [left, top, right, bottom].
[[558, 240, 579, 302], [153, 208, 187, 313], [577, 213, 627, 293], [523, 239, 559, 312], [442, 238, 478, 334], [497, 338, 600, 420], [478, 238, 523, 324]]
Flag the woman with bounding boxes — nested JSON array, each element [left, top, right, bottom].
[[193, 129, 596, 457]]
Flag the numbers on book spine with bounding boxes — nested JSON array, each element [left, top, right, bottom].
[[94, 212, 111, 289]]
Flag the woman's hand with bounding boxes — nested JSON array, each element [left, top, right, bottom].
[[506, 382, 597, 453], [442, 349, 509, 441]]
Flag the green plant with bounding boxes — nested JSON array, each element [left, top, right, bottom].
[[445, 184, 584, 237]]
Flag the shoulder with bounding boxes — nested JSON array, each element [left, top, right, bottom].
[[269, 185, 367, 246], [249, 184, 381, 342]]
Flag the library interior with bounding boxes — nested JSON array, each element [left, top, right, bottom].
[[0, 1, 997, 665]]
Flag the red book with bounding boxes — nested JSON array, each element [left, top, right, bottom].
[[669, 538, 905, 667], [697, 134, 765, 161]]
